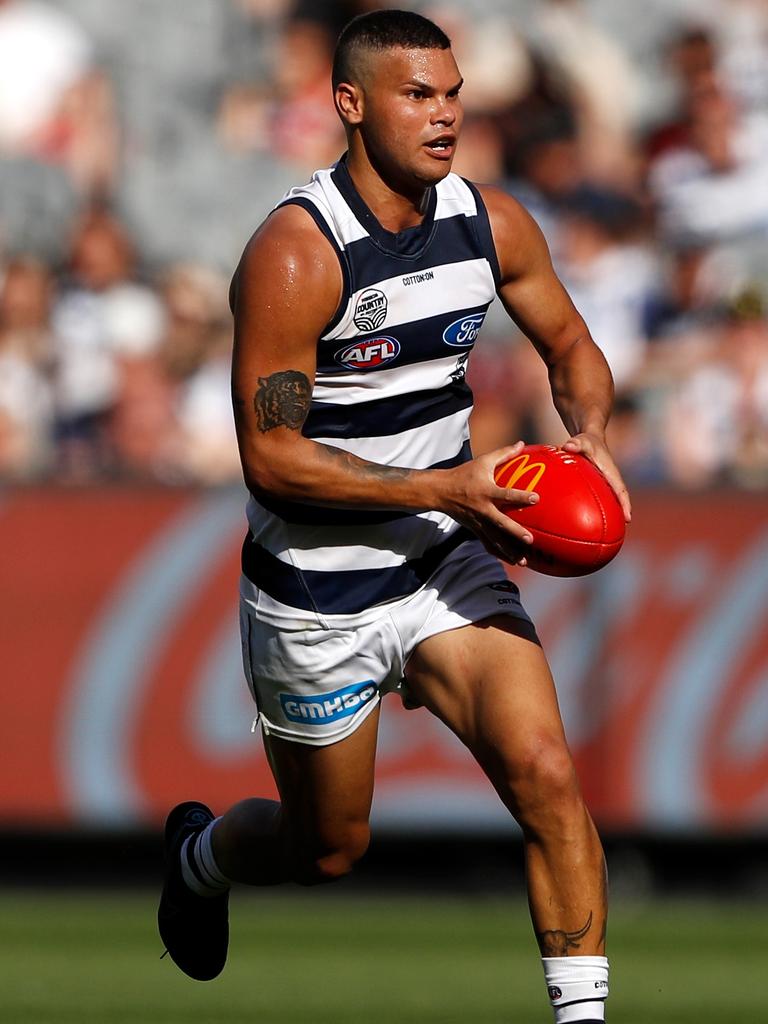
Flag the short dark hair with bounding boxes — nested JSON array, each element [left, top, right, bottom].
[[332, 9, 451, 90]]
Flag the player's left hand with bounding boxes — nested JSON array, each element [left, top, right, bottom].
[[562, 432, 632, 523]]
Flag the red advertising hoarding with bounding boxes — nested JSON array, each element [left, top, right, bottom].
[[2, 487, 767, 833]]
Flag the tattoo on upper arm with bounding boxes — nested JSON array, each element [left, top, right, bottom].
[[253, 370, 312, 432], [536, 912, 593, 957], [248, 370, 413, 484]]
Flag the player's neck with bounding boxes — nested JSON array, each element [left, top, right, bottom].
[[344, 148, 431, 234]]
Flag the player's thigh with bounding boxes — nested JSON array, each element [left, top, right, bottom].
[[264, 701, 380, 855], [405, 616, 576, 812]]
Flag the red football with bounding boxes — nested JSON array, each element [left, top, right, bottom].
[[494, 444, 626, 577]]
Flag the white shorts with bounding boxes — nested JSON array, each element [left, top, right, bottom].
[[239, 536, 537, 747]]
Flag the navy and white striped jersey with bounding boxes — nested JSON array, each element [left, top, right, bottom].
[[242, 156, 502, 619]]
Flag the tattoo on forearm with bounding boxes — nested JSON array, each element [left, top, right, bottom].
[[253, 370, 312, 432], [536, 912, 593, 956], [316, 442, 413, 482]]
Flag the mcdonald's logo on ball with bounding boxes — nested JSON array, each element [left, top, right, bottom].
[[494, 445, 626, 577]]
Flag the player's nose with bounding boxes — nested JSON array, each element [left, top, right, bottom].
[[431, 96, 456, 126]]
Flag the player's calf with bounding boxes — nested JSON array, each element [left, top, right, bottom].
[[289, 819, 371, 885], [491, 738, 610, 1021]]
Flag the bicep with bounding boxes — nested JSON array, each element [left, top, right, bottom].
[[497, 257, 588, 363], [482, 187, 590, 363], [231, 211, 341, 442]]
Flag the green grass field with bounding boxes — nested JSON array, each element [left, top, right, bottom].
[[2, 890, 762, 1023]]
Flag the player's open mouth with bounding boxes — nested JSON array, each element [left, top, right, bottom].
[[424, 135, 455, 158]]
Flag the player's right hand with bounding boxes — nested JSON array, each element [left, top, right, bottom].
[[436, 442, 540, 565]]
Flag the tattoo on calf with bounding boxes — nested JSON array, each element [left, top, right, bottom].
[[536, 912, 593, 956], [254, 371, 312, 432]]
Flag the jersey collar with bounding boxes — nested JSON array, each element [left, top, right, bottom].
[[332, 154, 438, 259]]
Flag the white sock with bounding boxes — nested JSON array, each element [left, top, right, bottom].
[[180, 817, 231, 897], [542, 955, 609, 1023]]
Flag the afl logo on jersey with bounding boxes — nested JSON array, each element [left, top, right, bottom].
[[353, 288, 388, 331], [443, 312, 486, 347], [335, 336, 400, 370]]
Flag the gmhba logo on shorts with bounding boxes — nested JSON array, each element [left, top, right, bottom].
[[335, 336, 400, 370], [443, 312, 486, 347], [280, 680, 378, 724]]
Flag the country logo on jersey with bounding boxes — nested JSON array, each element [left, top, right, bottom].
[[354, 288, 388, 331], [335, 336, 400, 370], [443, 312, 486, 347]]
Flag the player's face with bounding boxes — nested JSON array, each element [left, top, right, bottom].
[[358, 47, 464, 189]]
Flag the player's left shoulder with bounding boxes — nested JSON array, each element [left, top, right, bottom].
[[472, 182, 539, 238], [469, 182, 549, 280]]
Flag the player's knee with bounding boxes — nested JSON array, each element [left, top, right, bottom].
[[293, 821, 371, 886], [505, 736, 584, 833]]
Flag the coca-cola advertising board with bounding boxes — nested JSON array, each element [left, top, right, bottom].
[[2, 487, 767, 833]]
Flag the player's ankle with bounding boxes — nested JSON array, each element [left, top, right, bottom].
[[542, 955, 609, 1023], [180, 818, 231, 898]]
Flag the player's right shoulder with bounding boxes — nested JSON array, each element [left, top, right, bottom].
[[230, 203, 342, 318]]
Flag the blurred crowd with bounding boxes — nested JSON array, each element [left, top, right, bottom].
[[1, 0, 768, 489]]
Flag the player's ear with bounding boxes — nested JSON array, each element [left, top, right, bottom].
[[335, 82, 364, 126]]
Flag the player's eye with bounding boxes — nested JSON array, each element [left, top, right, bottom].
[[408, 90, 426, 100]]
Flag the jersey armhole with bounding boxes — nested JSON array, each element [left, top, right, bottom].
[[462, 179, 502, 291], [277, 196, 352, 337]]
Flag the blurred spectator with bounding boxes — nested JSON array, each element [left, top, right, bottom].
[[0, 0, 90, 152], [660, 288, 768, 489], [451, 115, 505, 185], [52, 208, 165, 480], [0, 0, 766, 491], [268, 18, 343, 168], [0, 0, 117, 193], [715, 0, 768, 112], [648, 82, 768, 246], [605, 391, 667, 487], [223, 0, 294, 88], [156, 264, 239, 485], [172, 327, 240, 484], [532, 0, 642, 187], [218, 83, 272, 155], [505, 115, 583, 252], [0, 257, 54, 477], [496, 51, 577, 186], [644, 26, 719, 160], [430, 9, 533, 115], [643, 242, 745, 341], [108, 354, 177, 482], [556, 188, 657, 389]]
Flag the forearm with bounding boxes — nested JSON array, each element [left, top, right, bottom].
[[238, 431, 543, 561], [233, 366, 454, 513], [547, 334, 614, 438], [239, 432, 448, 513]]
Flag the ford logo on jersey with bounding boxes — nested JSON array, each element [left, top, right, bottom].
[[280, 681, 378, 724], [335, 337, 400, 370], [443, 313, 486, 347]]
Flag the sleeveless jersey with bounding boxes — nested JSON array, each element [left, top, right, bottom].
[[241, 156, 502, 619]]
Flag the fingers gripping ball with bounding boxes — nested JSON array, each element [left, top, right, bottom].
[[495, 445, 625, 577]]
